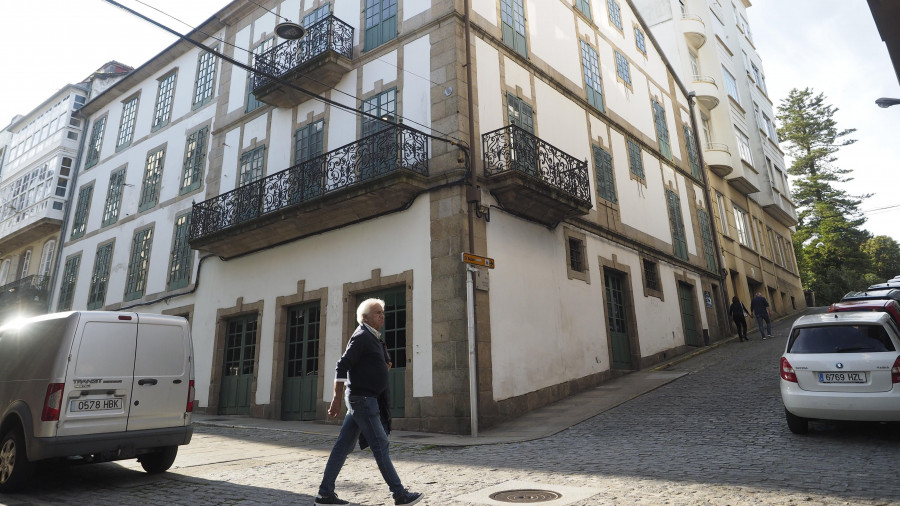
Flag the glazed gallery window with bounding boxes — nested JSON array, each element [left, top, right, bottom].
[[580, 40, 605, 112], [363, 0, 398, 51], [500, 0, 527, 58], [181, 126, 208, 194], [124, 227, 153, 301], [193, 49, 217, 108], [116, 96, 139, 149], [651, 99, 672, 159], [138, 147, 165, 212], [70, 184, 94, 240], [87, 241, 114, 310], [102, 168, 126, 227], [167, 213, 193, 291], [665, 189, 688, 261], [57, 254, 81, 312], [593, 145, 617, 203], [152, 72, 177, 131], [85, 116, 107, 168]]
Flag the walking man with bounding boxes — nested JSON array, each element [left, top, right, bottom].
[[750, 291, 773, 340], [729, 296, 751, 341], [314, 298, 423, 506]]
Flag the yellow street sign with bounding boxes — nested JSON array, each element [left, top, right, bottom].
[[462, 252, 495, 269]]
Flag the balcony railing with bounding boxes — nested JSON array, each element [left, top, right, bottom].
[[190, 125, 428, 245], [0, 275, 50, 311], [482, 125, 591, 226]]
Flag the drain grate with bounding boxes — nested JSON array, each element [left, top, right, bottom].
[[489, 489, 562, 503]]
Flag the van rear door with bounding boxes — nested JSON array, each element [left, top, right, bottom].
[[57, 313, 137, 436], [126, 314, 191, 431]]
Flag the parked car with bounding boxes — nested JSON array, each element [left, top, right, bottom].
[[828, 299, 900, 326], [780, 312, 900, 434], [868, 282, 900, 290], [840, 288, 900, 303], [0, 311, 195, 492]]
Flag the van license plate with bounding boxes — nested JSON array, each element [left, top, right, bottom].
[[818, 372, 866, 383], [70, 399, 123, 412]]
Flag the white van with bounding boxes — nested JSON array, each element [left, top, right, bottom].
[[0, 311, 195, 491]]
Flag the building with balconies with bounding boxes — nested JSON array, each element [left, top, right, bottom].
[[52, 0, 733, 434], [634, 0, 806, 316]]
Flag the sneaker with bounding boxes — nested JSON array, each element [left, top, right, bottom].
[[762, 336, 767, 340], [315, 494, 349, 505], [768, 334, 774, 338], [394, 491, 423, 505]]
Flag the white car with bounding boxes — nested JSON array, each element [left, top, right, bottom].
[[780, 312, 900, 434]]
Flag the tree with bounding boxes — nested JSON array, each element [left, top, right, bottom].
[[777, 88, 871, 303], [861, 236, 900, 281]]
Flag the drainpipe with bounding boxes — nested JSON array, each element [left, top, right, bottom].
[[463, 0, 480, 437], [687, 92, 731, 338]]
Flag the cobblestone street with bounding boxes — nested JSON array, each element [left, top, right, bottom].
[[3, 312, 900, 506]]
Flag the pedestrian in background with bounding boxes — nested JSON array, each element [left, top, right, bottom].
[[750, 291, 773, 340], [314, 298, 423, 506], [729, 296, 751, 341]]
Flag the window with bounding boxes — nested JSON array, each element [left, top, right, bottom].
[[634, 27, 646, 54], [614, 51, 631, 87], [0, 259, 9, 286], [364, 0, 398, 51], [715, 191, 730, 236], [362, 89, 398, 136], [38, 240, 55, 278], [56, 157, 73, 197], [85, 117, 106, 168], [193, 49, 217, 107], [20, 250, 32, 278], [303, 4, 331, 26], [71, 184, 93, 239], [564, 229, 590, 283], [181, 126, 208, 194], [722, 67, 740, 105], [735, 129, 753, 164], [643, 259, 661, 292], [239, 146, 266, 186], [505, 93, 534, 133], [500, 0, 527, 58], [593, 145, 617, 203], [138, 147, 165, 212], [697, 209, 716, 272], [666, 189, 688, 261], [152, 72, 177, 130], [607, 0, 623, 30], [764, 114, 778, 141], [575, 0, 592, 20], [569, 237, 585, 272], [87, 241, 114, 310], [627, 138, 644, 178], [116, 96, 139, 148], [757, 72, 768, 95], [651, 99, 671, 159], [124, 227, 153, 301], [102, 168, 126, 227], [732, 205, 754, 249], [167, 213, 193, 291], [247, 38, 274, 112], [580, 41, 604, 111], [57, 255, 81, 311], [294, 120, 325, 164], [682, 125, 701, 178]]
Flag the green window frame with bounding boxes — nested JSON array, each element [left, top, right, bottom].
[[152, 72, 177, 131], [506, 93, 535, 133], [70, 184, 94, 240], [181, 126, 208, 194], [666, 189, 688, 261], [580, 41, 605, 112], [615, 51, 631, 86], [138, 147, 165, 212], [627, 138, 644, 179], [85, 116, 106, 169], [607, 0, 623, 30], [500, 0, 528, 58], [652, 99, 672, 159], [635, 27, 647, 54], [303, 4, 331, 26], [102, 168, 126, 227], [361, 89, 397, 136], [247, 38, 274, 113], [683, 125, 701, 178], [57, 254, 81, 312], [364, 0, 398, 51], [593, 145, 617, 203], [294, 120, 325, 164], [87, 241, 114, 310], [124, 227, 153, 301], [575, 0, 592, 20], [116, 96, 139, 149], [698, 209, 716, 272], [193, 49, 217, 108], [239, 146, 266, 186], [167, 213, 193, 291]]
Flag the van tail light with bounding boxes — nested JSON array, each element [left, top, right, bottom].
[[42, 383, 65, 421], [780, 357, 797, 383], [186, 380, 195, 413], [892, 357, 900, 384]]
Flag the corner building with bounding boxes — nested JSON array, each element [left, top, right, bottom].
[[54, 0, 772, 433]]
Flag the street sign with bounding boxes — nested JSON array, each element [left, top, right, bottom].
[[462, 252, 495, 269]]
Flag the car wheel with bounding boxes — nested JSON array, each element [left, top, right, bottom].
[[785, 408, 808, 435], [138, 445, 178, 474], [0, 426, 35, 492]]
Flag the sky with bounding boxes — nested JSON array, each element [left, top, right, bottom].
[[1, 0, 898, 242]]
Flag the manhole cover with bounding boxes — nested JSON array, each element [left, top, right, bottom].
[[489, 489, 562, 503]]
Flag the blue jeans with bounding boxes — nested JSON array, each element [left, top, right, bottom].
[[755, 312, 772, 338], [318, 394, 404, 497]]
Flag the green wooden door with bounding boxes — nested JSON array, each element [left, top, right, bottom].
[[220, 315, 257, 415], [678, 283, 701, 346], [282, 303, 321, 420], [361, 288, 406, 418], [604, 269, 633, 370]]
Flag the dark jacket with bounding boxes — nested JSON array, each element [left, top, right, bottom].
[[729, 301, 749, 319], [750, 295, 769, 316], [335, 324, 391, 398]]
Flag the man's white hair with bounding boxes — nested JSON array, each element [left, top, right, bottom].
[[357, 298, 385, 324]]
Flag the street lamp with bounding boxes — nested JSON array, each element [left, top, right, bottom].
[[875, 97, 900, 108], [275, 21, 305, 40]]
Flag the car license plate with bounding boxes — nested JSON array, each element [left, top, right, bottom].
[[818, 372, 866, 383], [70, 398, 123, 412]]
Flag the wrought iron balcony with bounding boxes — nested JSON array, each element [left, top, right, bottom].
[[251, 15, 354, 108], [190, 125, 431, 259], [0, 275, 50, 316], [482, 125, 592, 227]]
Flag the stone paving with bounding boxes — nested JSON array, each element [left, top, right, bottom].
[[3, 312, 900, 505]]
